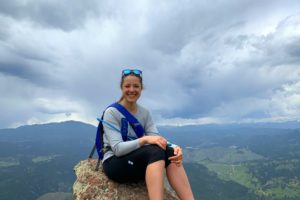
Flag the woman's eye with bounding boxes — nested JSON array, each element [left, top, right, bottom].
[[123, 84, 140, 88]]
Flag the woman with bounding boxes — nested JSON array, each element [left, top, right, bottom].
[[102, 69, 194, 200]]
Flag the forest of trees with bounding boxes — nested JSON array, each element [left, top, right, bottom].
[[0, 121, 299, 200]]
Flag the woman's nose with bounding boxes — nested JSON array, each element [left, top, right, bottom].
[[129, 86, 134, 91]]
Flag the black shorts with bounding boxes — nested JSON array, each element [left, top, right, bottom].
[[102, 144, 174, 183]]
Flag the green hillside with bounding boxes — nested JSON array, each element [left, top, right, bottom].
[[1, 121, 300, 200], [184, 144, 300, 199]]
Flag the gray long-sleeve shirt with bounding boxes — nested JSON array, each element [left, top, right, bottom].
[[102, 104, 159, 162]]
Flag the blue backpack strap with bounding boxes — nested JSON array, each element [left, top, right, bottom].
[[93, 102, 144, 164], [94, 104, 115, 162], [95, 114, 105, 160], [97, 117, 128, 141], [110, 102, 144, 138], [120, 118, 128, 141]]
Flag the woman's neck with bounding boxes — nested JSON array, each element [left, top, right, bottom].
[[119, 100, 138, 114]]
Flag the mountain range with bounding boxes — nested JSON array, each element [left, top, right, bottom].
[[0, 120, 300, 200]]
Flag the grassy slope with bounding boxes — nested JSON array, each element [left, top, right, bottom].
[[185, 147, 300, 200]]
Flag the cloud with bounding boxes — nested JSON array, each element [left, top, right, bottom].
[[0, 0, 101, 31], [160, 12, 300, 122], [0, 0, 300, 128]]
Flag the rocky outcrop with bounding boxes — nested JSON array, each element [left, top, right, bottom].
[[73, 159, 179, 200]]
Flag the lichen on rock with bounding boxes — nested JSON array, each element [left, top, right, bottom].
[[73, 159, 179, 200]]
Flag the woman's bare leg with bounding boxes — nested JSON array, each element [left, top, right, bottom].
[[145, 160, 165, 200], [166, 163, 194, 200]]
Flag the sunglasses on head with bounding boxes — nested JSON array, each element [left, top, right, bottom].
[[122, 69, 143, 77]]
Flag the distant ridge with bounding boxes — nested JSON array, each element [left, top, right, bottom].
[[0, 120, 96, 133], [159, 120, 300, 129], [16, 120, 95, 129], [2, 119, 300, 132]]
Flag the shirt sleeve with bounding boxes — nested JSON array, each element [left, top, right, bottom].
[[103, 108, 140, 157]]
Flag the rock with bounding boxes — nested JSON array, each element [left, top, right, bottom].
[[73, 159, 179, 200]]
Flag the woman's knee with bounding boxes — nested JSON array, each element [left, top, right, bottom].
[[148, 144, 165, 155], [142, 144, 166, 165]]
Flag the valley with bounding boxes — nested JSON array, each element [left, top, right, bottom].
[[0, 121, 300, 200]]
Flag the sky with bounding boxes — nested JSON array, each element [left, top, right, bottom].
[[0, 0, 300, 128]]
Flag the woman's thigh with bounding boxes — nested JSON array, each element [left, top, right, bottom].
[[103, 144, 166, 183]]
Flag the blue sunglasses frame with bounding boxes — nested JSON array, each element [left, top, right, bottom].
[[122, 69, 143, 77]]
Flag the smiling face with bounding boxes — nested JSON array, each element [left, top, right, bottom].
[[120, 75, 143, 104]]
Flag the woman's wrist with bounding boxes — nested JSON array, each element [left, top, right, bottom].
[[139, 136, 147, 146], [167, 142, 178, 148]]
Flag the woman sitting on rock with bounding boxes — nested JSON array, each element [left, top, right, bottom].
[[102, 69, 194, 200]]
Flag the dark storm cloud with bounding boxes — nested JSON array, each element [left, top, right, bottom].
[[285, 40, 300, 59], [144, 0, 277, 55], [0, 61, 57, 86], [0, 0, 300, 128], [0, 61, 40, 80], [0, 0, 100, 31], [153, 11, 300, 121], [0, 38, 61, 87]]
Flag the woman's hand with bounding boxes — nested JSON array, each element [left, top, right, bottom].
[[139, 135, 167, 150], [169, 146, 183, 167]]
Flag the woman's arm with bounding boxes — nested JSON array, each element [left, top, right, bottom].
[[143, 108, 183, 166], [139, 135, 167, 149], [103, 108, 141, 157]]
